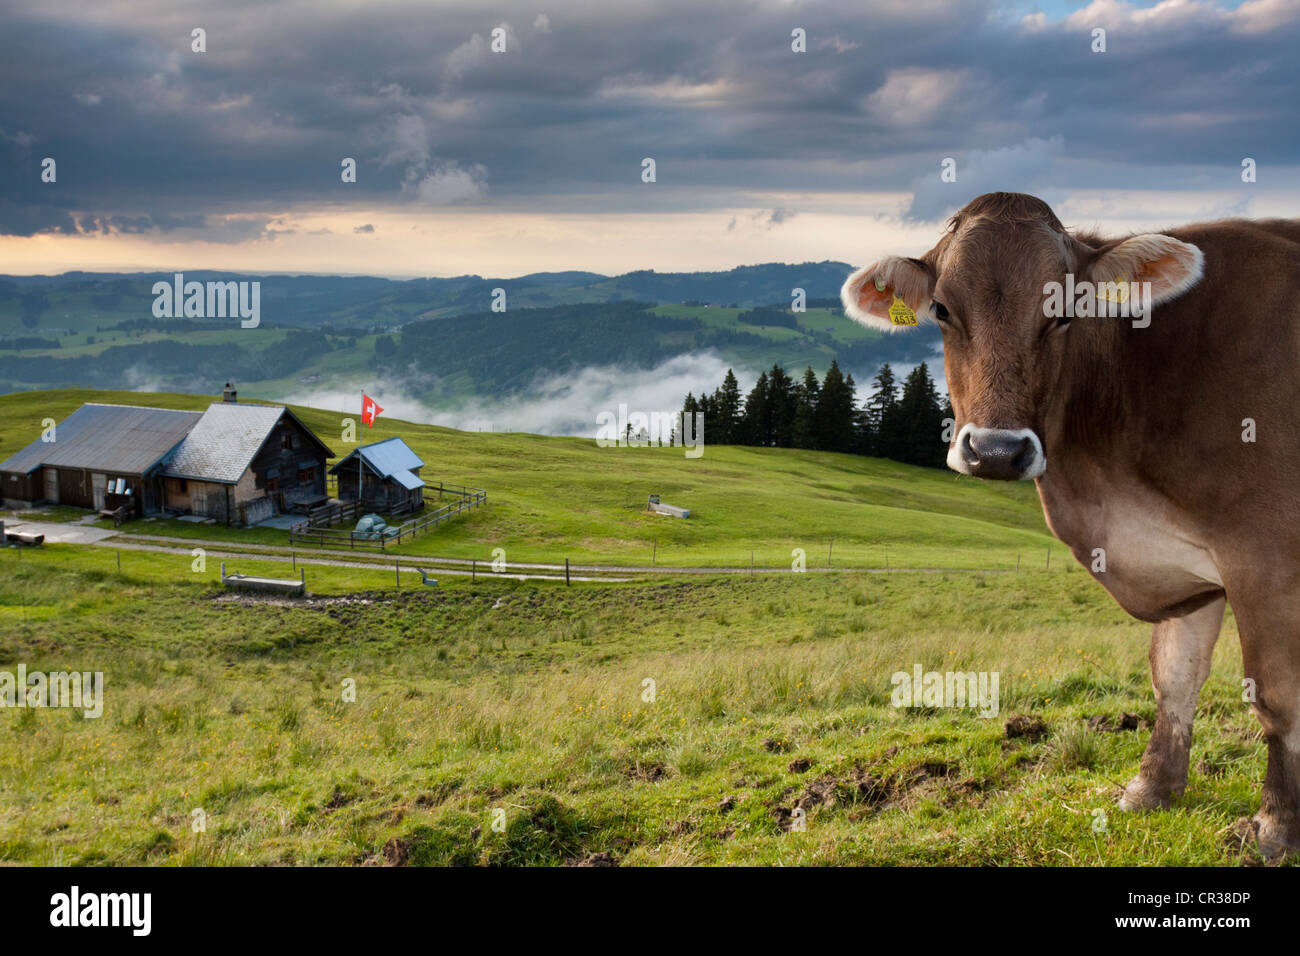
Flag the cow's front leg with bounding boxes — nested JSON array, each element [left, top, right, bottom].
[[1119, 595, 1226, 811]]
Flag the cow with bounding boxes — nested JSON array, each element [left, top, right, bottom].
[[841, 192, 1300, 859]]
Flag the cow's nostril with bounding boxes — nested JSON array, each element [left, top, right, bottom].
[[959, 430, 979, 468], [1010, 437, 1033, 471]]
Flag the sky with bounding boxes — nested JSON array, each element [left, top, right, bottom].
[[1, 0, 1298, 278]]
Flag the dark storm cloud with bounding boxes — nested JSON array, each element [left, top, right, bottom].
[[1, 0, 1297, 237]]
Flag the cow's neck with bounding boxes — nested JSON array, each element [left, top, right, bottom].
[[1031, 313, 1227, 621]]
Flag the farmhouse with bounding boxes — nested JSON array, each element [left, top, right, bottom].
[[161, 401, 334, 524], [328, 436, 424, 514], [0, 388, 334, 525]]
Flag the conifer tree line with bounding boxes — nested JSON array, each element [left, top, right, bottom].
[[681, 361, 954, 468]]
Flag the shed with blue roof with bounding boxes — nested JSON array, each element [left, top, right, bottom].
[[327, 437, 425, 514]]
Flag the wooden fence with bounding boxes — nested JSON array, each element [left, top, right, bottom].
[[289, 481, 486, 551]]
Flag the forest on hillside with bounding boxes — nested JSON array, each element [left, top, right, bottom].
[[683, 361, 953, 469]]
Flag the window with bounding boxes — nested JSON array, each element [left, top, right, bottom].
[[297, 467, 315, 485], [266, 476, 279, 493], [281, 433, 293, 450]]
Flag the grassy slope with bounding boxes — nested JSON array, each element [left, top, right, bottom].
[[0, 389, 1053, 570], [0, 558, 1270, 866], [0, 389, 1271, 866]]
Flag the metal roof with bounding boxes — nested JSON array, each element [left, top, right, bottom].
[[0, 404, 202, 476], [329, 436, 424, 489], [162, 403, 289, 484]]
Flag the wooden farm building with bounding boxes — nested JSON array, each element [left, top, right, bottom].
[[0, 391, 334, 525], [328, 437, 425, 514], [161, 402, 334, 524], [0, 404, 201, 515]]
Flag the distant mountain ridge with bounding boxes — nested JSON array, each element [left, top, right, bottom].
[[0, 262, 944, 408], [0, 261, 855, 327]]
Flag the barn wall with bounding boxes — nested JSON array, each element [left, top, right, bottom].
[[1, 470, 40, 506], [164, 477, 193, 510], [54, 470, 150, 513], [250, 417, 328, 498]]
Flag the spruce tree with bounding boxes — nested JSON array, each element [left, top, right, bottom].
[[897, 362, 946, 467], [864, 363, 900, 458], [792, 366, 821, 449], [766, 364, 796, 447], [816, 360, 856, 453], [742, 371, 770, 446], [714, 368, 743, 444]]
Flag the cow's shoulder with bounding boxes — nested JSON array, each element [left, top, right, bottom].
[[1164, 216, 1300, 251]]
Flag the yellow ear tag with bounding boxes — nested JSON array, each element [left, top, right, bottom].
[[1100, 275, 1129, 304], [888, 295, 917, 326]]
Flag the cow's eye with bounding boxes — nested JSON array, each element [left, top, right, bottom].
[[933, 301, 950, 322]]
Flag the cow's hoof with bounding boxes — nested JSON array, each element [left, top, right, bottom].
[[1118, 774, 1174, 811], [1254, 814, 1300, 861]]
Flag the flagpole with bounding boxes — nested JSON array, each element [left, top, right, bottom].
[[359, 393, 364, 507]]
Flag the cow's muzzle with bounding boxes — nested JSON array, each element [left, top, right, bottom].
[[948, 424, 1045, 481]]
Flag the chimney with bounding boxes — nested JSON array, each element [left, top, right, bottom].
[[222, 382, 238, 403]]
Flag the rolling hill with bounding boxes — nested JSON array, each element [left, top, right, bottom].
[[0, 388, 1049, 570], [0, 267, 944, 411]]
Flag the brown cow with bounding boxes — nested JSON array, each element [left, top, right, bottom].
[[841, 192, 1300, 858]]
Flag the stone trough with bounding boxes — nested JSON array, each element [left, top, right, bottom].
[[220, 562, 306, 597]]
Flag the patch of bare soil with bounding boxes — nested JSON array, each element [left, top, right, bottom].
[[380, 836, 410, 867], [566, 851, 619, 867], [1086, 712, 1151, 733], [1222, 817, 1266, 867], [210, 592, 377, 609], [770, 758, 961, 826], [1005, 714, 1049, 741], [624, 761, 668, 782]]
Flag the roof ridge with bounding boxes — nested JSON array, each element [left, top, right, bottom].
[[82, 402, 200, 412]]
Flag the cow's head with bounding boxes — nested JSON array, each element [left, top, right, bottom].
[[841, 192, 1204, 480]]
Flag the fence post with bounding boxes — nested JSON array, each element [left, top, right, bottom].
[[472, 558, 476, 584], [395, 558, 400, 588], [652, 537, 657, 566], [117, 550, 121, 573], [565, 557, 570, 586]]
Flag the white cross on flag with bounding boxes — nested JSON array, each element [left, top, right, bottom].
[[361, 393, 384, 428]]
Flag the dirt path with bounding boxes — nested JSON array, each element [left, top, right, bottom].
[[101, 538, 630, 583], [3, 519, 120, 545]]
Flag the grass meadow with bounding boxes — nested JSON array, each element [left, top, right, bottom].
[[0, 551, 1273, 866], [0, 390, 1279, 866]]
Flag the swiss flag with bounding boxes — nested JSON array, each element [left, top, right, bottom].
[[361, 393, 384, 428]]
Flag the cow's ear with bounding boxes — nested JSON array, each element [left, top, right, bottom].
[[841, 255, 934, 332], [1088, 234, 1204, 306]]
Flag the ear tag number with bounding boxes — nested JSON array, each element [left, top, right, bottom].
[[888, 295, 917, 326], [1101, 275, 1129, 304]]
